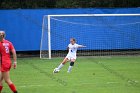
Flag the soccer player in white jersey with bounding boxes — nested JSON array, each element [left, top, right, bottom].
[[53, 38, 86, 73]]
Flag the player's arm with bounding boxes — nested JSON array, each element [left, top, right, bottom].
[[11, 48, 17, 69], [67, 47, 69, 50], [77, 45, 86, 48], [67, 44, 70, 50]]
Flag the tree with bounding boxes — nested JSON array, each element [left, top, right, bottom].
[[0, 0, 140, 9]]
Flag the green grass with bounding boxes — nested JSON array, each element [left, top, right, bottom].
[[3, 56, 140, 93]]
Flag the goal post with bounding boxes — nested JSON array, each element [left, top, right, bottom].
[[40, 14, 140, 59], [40, 15, 53, 59]]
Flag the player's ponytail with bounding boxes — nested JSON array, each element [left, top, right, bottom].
[[71, 38, 76, 43]]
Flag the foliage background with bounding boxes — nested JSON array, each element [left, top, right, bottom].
[[0, 0, 140, 9]]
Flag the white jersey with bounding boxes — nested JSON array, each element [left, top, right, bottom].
[[66, 43, 79, 60]]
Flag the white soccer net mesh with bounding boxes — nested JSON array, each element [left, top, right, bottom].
[[40, 14, 140, 59]]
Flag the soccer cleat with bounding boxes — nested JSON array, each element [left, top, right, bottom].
[[53, 68, 60, 73], [14, 91, 18, 93]]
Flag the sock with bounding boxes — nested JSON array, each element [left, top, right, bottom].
[[67, 66, 73, 73], [0, 86, 3, 92], [57, 63, 64, 70], [9, 84, 17, 93]]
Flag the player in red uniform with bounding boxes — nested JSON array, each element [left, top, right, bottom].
[[0, 31, 18, 93]]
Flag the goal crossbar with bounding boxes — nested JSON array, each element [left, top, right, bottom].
[[47, 14, 140, 17]]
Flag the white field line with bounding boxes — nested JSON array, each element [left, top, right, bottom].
[[107, 82, 119, 84], [19, 85, 43, 88], [18, 84, 59, 88], [128, 80, 139, 83]]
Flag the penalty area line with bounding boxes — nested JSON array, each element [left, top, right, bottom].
[[106, 82, 119, 84], [18, 84, 58, 88], [19, 85, 43, 88]]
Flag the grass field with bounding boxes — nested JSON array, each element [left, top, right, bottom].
[[3, 56, 140, 93]]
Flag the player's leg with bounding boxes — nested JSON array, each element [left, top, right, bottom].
[[2, 71, 18, 93], [53, 57, 69, 73], [67, 59, 76, 73], [0, 72, 3, 93], [57, 57, 69, 70]]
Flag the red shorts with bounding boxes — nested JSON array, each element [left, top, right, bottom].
[[0, 63, 11, 72]]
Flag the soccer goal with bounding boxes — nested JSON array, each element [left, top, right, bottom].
[[40, 14, 140, 59]]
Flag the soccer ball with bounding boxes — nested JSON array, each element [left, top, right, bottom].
[[53, 68, 60, 73]]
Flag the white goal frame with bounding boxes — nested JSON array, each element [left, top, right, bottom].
[[40, 14, 140, 59]]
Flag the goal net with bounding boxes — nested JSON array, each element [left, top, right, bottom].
[[40, 14, 140, 59]]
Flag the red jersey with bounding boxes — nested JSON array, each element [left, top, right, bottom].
[[0, 39, 14, 64]]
